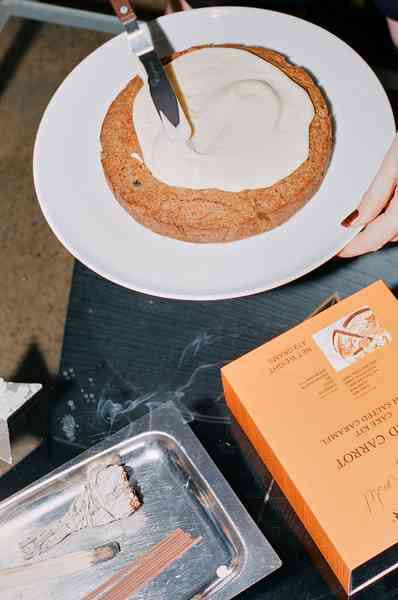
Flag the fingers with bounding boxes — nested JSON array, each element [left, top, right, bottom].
[[339, 133, 398, 257], [387, 17, 398, 50], [339, 185, 398, 257], [165, 0, 191, 13], [357, 135, 398, 225], [341, 134, 398, 229]]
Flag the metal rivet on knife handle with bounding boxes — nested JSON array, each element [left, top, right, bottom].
[[110, 0, 137, 23]]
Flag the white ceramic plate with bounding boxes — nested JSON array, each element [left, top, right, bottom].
[[33, 7, 395, 300]]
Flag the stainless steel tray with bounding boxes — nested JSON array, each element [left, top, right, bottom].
[[0, 403, 281, 599]]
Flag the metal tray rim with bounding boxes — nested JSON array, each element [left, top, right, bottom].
[[0, 402, 281, 599]]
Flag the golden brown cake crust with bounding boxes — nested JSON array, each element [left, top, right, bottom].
[[100, 45, 333, 243]]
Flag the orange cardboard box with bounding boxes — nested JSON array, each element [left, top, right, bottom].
[[221, 281, 398, 595]]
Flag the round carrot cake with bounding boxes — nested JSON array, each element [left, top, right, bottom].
[[100, 44, 332, 243]]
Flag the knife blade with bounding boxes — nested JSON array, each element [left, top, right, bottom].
[[111, 0, 191, 141]]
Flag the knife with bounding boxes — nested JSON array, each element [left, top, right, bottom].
[[111, 0, 191, 141]]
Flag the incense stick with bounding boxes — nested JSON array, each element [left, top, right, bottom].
[[103, 531, 201, 600], [0, 542, 120, 589], [83, 530, 181, 600], [108, 536, 199, 600], [84, 529, 201, 600]]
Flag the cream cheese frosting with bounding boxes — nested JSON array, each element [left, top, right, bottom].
[[133, 47, 314, 193]]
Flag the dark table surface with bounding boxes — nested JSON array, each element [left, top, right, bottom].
[[3, 244, 398, 600]]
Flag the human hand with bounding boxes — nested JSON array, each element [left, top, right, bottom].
[[165, 0, 191, 13], [339, 133, 398, 257]]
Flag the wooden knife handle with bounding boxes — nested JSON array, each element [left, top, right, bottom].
[[110, 0, 137, 23]]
